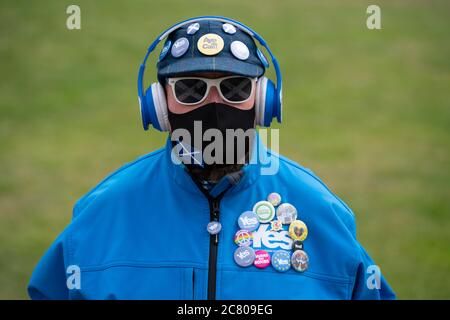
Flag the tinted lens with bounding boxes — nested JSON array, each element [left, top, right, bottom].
[[174, 79, 208, 104], [220, 77, 253, 102]]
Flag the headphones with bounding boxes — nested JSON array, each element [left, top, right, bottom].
[[138, 15, 283, 131]]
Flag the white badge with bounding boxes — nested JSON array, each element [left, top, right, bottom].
[[222, 23, 236, 34], [230, 40, 249, 60], [187, 22, 200, 35]]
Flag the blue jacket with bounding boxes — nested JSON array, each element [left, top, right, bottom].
[[28, 135, 395, 300]]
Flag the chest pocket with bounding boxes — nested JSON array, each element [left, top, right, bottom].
[[218, 269, 352, 300], [74, 265, 194, 300]]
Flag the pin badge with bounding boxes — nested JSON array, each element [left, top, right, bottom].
[[254, 250, 271, 269], [270, 220, 283, 232], [197, 33, 224, 56], [238, 211, 260, 232], [234, 229, 253, 247], [253, 201, 275, 223], [159, 40, 171, 61], [234, 246, 255, 267], [222, 23, 236, 34], [292, 240, 304, 251], [171, 37, 189, 58], [288, 220, 308, 241], [230, 40, 250, 60], [276, 203, 298, 224], [267, 192, 281, 206], [207, 221, 222, 235], [291, 250, 309, 272], [271, 250, 291, 272], [187, 22, 200, 35]]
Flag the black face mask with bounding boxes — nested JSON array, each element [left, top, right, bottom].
[[168, 103, 255, 172]]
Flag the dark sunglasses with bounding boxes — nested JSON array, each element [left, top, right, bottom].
[[167, 76, 257, 105]]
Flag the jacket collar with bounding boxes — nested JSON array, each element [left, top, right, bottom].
[[164, 132, 270, 198]]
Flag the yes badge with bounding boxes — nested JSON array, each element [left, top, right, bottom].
[[271, 250, 291, 272], [234, 246, 255, 267], [238, 211, 260, 231]]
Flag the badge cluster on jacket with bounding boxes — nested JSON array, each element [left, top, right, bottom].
[[233, 193, 309, 272]]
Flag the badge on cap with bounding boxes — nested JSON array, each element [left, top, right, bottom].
[[291, 250, 309, 272], [267, 192, 281, 207], [253, 201, 275, 223], [254, 250, 271, 269], [159, 40, 171, 61], [207, 221, 222, 235], [230, 40, 250, 60], [197, 33, 224, 56], [270, 220, 283, 232], [238, 211, 260, 232], [171, 37, 189, 58], [276, 203, 298, 225], [234, 229, 253, 246], [288, 220, 308, 241], [186, 22, 200, 35], [222, 23, 237, 34], [234, 246, 255, 267], [271, 250, 291, 272]]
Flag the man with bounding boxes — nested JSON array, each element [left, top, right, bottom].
[[28, 17, 395, 299]]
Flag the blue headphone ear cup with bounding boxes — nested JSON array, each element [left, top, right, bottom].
[[139, 92, 151, 131], [144, 83, 170, 132], [255, 77, 277, 127]]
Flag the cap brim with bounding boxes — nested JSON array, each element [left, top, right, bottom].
[[158, 56, 265, 80]]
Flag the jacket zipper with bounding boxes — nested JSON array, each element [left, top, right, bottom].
[[207, 198, 220, 300]]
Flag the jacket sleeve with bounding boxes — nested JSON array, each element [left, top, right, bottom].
[[27, 231, 70, 300], [351, 244, 396, 300]]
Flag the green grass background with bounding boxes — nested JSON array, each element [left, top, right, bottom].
[[0, 0, 449, 299]]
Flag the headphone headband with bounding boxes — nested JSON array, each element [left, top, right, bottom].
[[138, 15, 283, 127]]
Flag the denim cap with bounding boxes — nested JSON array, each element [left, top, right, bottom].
[[156, 19, 267, 84]]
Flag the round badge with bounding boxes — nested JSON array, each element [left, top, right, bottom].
[[253, 201, 275, 223], [234, 246, 255, 267], [234, 229, 253, 247], [222, 23, 237, 34], [267, 192, 282, 206], [291, 250, 309, 272], [186, 22, 200, 35], [197, 33, 224, 56], [158, 40, 171, 61], [270, 220, 283, 232], [254, 250, 271, 269], [257, 48, 269, 68], [271, 250, 291, 272], [230, 40, 250, 60], [288, 220, 308, 241], [276, 203, 298, 224], [292, 240, 304, 251], [206, 221, 222, 235], [171, 37, 189, 58], [238, 211, 260, 232]]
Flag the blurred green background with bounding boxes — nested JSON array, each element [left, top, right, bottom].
[[0, 0, 449, 299]]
